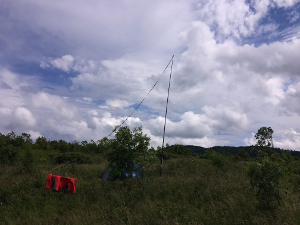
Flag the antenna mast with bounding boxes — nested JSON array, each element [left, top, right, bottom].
[[160, 55, 174, 176]]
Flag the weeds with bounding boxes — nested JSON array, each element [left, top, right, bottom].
[[2, 153, 300, 224]]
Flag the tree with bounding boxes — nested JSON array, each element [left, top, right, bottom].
[[255, 127, 274, 156], [101, 126, 151, 178], [167, 144, 191, 156], [248, 126, 283, 210], [238, 148, 250, 159], [255, 127, 274, 148], [0, 133, 18, 165], [35, 136, 48, 150], [22, 133, 32, 144], [247, 157, 282, 209]]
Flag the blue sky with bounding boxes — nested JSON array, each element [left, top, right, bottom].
[[1, 0, 300, 149]]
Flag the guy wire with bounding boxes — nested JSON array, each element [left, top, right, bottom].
[[107, 55, 174, 137]]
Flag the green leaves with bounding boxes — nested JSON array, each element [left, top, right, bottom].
[[247, 157, 282, 209], [255, 127, 274, 148], [101, 126, 152, 178]]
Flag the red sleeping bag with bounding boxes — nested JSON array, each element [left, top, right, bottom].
[[46, 174, 77, 194]]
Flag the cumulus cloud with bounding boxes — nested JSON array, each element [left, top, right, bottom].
[[9, 107, 36, 129], [244, 133, 256, 146], [274, 0, 300, 7], [32, 92, 78, 119], [106, 100, 129, 108], [145, 106, 249, 141], [274, 128, 300, 150], [196, 0, 269, 39], [40, 55, 74, 72], [196, 0, 300, 40], [1, 1, 300, 150]]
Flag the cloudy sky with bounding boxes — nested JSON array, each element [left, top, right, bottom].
[[1, 0, 300, 150]]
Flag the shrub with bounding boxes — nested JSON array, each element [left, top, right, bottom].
[[238, 149, 250, 159], [211, 152, 225, 168], [19, 148, 34, 173], [0, 145, 18, 165], [54, 152, 93, 164], [247, 157, 282, 210], [102, 126, 151, 177], [166, 144, 191, 156]]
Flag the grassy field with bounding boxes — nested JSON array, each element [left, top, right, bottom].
[[1, 152, 300, 224]]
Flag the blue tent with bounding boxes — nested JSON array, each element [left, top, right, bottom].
[[101, 163, 143, 181], [126, 164, 143, 179]]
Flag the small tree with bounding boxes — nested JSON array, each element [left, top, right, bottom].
[[247, 157, 282, 209], [255, 127, 274, 156], [101, 126, 151, 178], [248, 127, 283, 210], [35, 136, 48, 150], [238, 149, 250, 159]]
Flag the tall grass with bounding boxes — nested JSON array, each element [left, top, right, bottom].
[[1, 155, 300, 224]]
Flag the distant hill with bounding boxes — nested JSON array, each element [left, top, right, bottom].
[[183, 145, 300, 158]]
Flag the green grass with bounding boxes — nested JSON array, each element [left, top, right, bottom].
[[2, 156, 300, 224]]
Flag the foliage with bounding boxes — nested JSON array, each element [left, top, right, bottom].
[[155, 146, 172, 160], [247, 157, 282, 210], [238, 149, 250, 159], [21, 148, 34, 172], [101, 126, 151, 178], [0, 144, 18, 165], [54, 152, 93, 164], [82, 139, 100, 154], [35, 136, 48, 150], [58, 140, 69, 153], [247, 127, 285, 210], [135, 146, 157, 172], [165, 144, 191, 155], [0, 133, 18, 165], [254, 127, 274, 156], [4, 156, 300, 224], [211, 151, 225, 169], [199, 148, 226, 168], [234, 155, 241, 161]]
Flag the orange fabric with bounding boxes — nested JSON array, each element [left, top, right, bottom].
[[46, 174, 77, 194]]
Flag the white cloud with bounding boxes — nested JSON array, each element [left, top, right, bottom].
[[145, 106, 249, 143], [274, 0, 300, 7], [244, 133, 257, 146], [106, 100, 129, 108], [41, 55, 74, 72], [12, 107, 36, 128], [196, 0, 300, 40], [27, 130, 42, 141], [32, 92, 78, 119], [274, 128, 300, 150], [40, 61, 50, 69], [2, 1, 300, 150], [196, 0, 269, 39]]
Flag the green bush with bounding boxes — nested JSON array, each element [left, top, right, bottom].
[[238, 149, 250, 159], [166, 144, 191, 156], [21, 148, 34, 172], [234, 155, 241, 161], [247, 157, 282, 210], [54, 152, 93, 164], [156, 149, 172, 160], [0, 145, 18, 165], [211, 152, 225, 169]]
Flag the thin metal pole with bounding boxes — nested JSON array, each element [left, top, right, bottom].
[[160, 55, 174, 176]]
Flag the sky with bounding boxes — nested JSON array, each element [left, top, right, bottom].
[[1, 0, 300, 150]]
